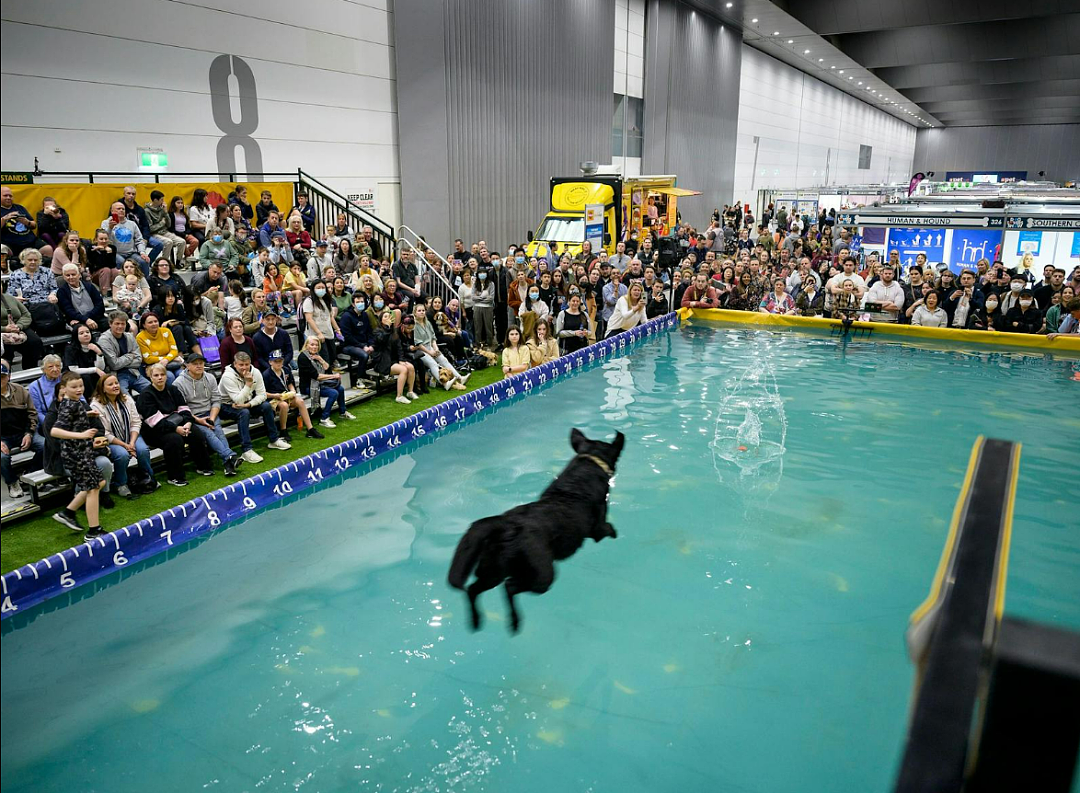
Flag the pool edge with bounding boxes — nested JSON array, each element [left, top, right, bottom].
[[0, 314, 680, 621], [679, 307, 1080, 354]]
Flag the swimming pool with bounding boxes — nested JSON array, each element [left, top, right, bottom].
[[3, 320, 1078, 793]]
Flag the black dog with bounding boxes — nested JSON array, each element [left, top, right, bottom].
[[448, 428, 625, 633]]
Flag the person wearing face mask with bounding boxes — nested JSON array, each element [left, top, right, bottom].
[[490, 254, 511, 343], [506, 268, 534, 323], [969, 292, 1006, 332], [998, 275, 1028, 315], [340, 292, 375, 381], [198, 229, 239, 273], [302, 279, 343, 361], [1003, 289, 1043, 334], [516, 282, 550, 341], [471, 267, 496, 349]]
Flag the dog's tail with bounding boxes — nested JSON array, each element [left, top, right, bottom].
[[448, 518, 500, 590]]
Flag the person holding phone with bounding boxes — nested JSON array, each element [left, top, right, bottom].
[[35, 197, 70, 249], [680, 272, 719, 309], [1, 186, 53, 258], [102, 202, 151, 274]]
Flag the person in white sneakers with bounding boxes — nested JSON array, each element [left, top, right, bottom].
[[262, 349, 322, 441], [297, 336, 355, 428], [411, 303, 470, 391], [172, 353, 245, 473], [219, 351, 292, 454]]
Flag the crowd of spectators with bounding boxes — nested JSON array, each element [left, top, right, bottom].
[[667, 203, 1080, 338], [4, 185, 1080, 541]]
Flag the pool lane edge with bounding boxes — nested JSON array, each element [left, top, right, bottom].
[[0, 313, 680, 621], [678, 307, 1080, 354]]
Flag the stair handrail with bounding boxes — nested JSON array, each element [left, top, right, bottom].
[[296, 169, 394, 239], [396, 224, 459, 297]]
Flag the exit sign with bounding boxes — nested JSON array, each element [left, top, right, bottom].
[[137, 148, 168, 172]]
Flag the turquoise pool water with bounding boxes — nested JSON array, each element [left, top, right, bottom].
[[2, 322, 1078, 793]]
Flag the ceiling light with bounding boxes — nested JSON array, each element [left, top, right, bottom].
[[726, 2, 733, 7], [830, 65, 836, 69], [773, 31, 780, 35], [804, 49, 811, 54], [858, 81, 862, 85], [751, 18, 758, 23], [818, 58, 824, 62], [871, 89, 877, 93], [787, 39, 794, 44], [838, 70, 844, 74], [848, 76, 853, 80]]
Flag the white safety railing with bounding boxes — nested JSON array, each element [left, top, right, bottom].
[[396, 224, 460, 308]]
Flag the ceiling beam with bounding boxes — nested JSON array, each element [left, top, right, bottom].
[[903, 79, 1080, 104], [778, 0, 1070, 36], [829, 15, 1080, 70], [874, 55, 1080, 90]]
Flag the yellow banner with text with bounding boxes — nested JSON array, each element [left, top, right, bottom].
[[7, 182, 295, 242]]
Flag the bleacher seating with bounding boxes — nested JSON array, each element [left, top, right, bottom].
[[2, 269, 400, 523]]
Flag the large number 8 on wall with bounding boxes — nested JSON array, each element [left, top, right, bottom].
[[209, 55, 264, 175]]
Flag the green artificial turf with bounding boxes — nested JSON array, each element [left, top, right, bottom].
[[0, 366, 503, 574]]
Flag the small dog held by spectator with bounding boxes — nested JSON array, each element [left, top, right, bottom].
[[448, 428, 624, 633]]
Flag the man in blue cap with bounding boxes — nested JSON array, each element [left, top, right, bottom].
[[263, 349, 322, 442]]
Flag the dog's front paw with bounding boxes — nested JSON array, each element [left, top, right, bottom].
[[605, 522, 617, 539]]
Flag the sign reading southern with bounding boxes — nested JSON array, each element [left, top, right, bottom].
[[1006, 216, 1080, 231]]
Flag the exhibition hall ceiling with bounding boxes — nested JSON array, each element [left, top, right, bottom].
[[686, 0, 1080, 128]]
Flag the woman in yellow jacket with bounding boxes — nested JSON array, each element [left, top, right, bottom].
[[527, 318, 559, 365], [136, 313, 182, 383], [501, 327, 531, 378]]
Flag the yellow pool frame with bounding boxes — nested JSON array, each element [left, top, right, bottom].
[[678, 308, 1080, 354]]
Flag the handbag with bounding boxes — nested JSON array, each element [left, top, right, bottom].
[[29, 302, 65, 336], [127, 467, 158, 495], [159, 412, 188, 433], [199, 333, 221, 364]]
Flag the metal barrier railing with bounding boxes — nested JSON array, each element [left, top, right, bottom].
[[396, 224, 460, 309], [21, 168, 399, 265], [298, 170, 395, 263], [24, 170, 299, 185]]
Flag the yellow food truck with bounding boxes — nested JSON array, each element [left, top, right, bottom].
[[525, 174, 699, 259]]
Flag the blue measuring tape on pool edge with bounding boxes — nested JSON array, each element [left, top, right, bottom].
[[0, 313, 680, 619]]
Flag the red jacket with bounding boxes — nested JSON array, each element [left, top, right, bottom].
[[681, 284, 719, 309], [507, 278, 534, 312], [286, 229, 312, 250]]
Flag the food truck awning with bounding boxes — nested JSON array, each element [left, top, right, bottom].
[[652, 187, 701, 197]]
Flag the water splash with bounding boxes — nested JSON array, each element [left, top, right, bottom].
[[710, 355, 788, 504]]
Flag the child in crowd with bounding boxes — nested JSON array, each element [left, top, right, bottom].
[[832, 279, 859, 319], [49, 372, 107, 539], [114, 273, 148, 321], [225, 280, 247, 322]]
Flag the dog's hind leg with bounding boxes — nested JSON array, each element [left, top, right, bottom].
[[466, 576, 500, 631], [504, 579, 523, 633]]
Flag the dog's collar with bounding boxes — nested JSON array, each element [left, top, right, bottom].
[[580, 454, 613, 477]]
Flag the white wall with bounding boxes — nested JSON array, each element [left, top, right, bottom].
[[614, 0, 645, 99], [612, 0, 645, 177], [0, 0, 399, 216], [733, 46, 916, 207]]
